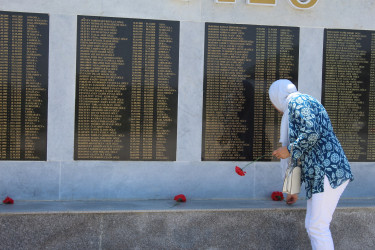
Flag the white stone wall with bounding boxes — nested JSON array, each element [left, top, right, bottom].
[[0, 0, 374, 201]]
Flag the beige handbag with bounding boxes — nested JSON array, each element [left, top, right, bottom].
[[282, 146, 301, 195]]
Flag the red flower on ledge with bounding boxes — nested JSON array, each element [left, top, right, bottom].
[[235, 166, 246, 176], [3, 196, 14, 204], [271, 191, 284, 201], [174, 194, 186, 202]]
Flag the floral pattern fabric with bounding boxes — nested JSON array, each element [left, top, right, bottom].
[[287, 94, 354, 199]]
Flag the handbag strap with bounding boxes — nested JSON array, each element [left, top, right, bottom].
[[288, 144, 293, 168]]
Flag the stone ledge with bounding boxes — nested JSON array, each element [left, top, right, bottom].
[[0, 199, 374, 250], [1, 198, 374, 214]]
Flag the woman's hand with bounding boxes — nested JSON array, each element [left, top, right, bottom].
[[286, 194, 298, 205], [272, 146, 290, 159]]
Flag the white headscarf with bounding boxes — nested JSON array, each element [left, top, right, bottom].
[[268, 79, 299, 177]]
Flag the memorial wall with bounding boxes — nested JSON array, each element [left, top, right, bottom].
[[322, 29, 375, 161], [0, 11, 48, 161], [0, 0, 374, 201], [202, 23, 298, 161], [75, 16, 179, 161]]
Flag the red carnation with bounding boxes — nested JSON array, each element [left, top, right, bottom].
[[233, 155, 268, 177], [235, 166, 246, 176], [174, 194, 186, 202], [271, 191, 284, 201], [3, 196, 14, 204]]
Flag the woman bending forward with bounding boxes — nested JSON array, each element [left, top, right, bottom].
[[269, 79, 354, 250]]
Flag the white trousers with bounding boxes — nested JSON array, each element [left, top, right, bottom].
[[305, 175, 349, 250]]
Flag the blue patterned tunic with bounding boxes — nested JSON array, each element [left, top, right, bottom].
[[286, 94, 354, 199]]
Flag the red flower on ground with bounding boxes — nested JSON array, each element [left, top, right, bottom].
[[2, 196, 14, 204], [271, 191, 284, 201], [174, 194, 186, 202], [235, 166, 246, 176]]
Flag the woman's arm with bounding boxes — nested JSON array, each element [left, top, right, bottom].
[[287, 99, 321, 160]]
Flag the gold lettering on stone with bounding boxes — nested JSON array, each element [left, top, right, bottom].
[[288, 0, 319, 9]]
